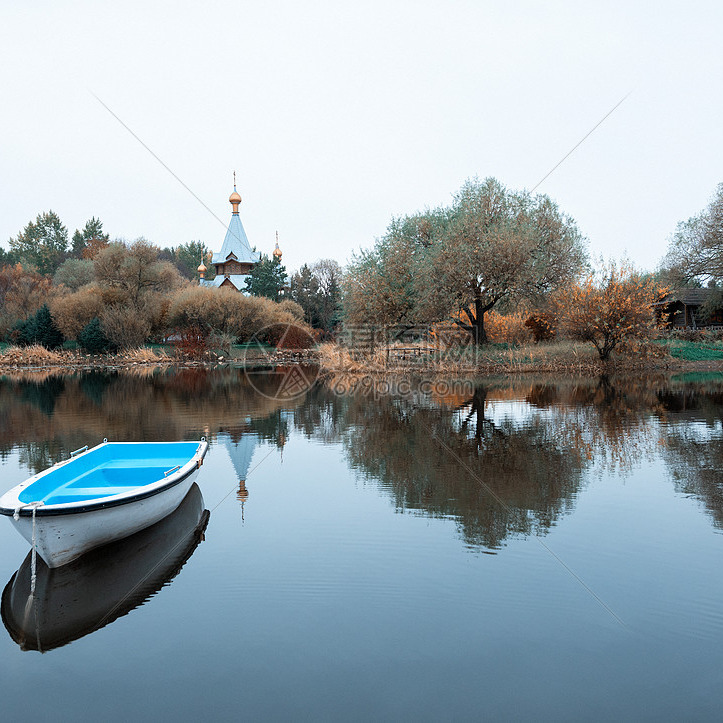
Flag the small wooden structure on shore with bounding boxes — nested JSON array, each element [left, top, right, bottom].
[[657, 289, 723, 329]]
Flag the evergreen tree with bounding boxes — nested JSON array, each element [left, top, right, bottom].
[[9, 211, 69, 275], [171, 241, 215, 280], [290, 259, 342, 333], [290, 264, 321, 326], [77, 317, 112, 353], [0, 246, 19, 267], [245, 255, 288, 302], [13, 304, 64, 349], [72, 217, 110, 259]]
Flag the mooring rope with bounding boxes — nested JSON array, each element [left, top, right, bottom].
[[29, 502, 43, 598], [14, 501, 45, 652]]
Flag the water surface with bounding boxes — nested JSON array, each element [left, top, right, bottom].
[[1, 369, 723, 720]]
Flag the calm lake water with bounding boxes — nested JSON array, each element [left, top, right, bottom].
[[1, 368, 723, 720]]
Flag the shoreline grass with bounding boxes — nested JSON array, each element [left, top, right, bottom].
[[3, 339, 723, 376]]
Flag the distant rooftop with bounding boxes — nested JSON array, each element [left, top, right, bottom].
[[663, 288, 716, 305]]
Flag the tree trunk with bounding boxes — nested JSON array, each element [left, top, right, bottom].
[[473, 298, 488, 344], [471, 295, 489, 345], [454, 294, 494, 345]]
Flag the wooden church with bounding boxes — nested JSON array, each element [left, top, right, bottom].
[[199, 177, 282, 292]]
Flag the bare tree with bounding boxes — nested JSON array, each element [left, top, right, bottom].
[[663, 183, 723, 285]]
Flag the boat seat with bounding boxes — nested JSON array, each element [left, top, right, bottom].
[[61, 467, 169, 489], [44, 486, 135, 500], [100, 460, 183, 469]]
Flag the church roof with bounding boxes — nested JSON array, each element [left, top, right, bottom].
[[200, 275, 249, 292], [211, 206, 261, 267], [222, 433, 257, 481]]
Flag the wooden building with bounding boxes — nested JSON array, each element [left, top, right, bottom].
[[657, 288, 723, 328], [200, 182, 261, 291]]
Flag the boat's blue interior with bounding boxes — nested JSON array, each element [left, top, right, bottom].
[[19, 442, 200, 505]]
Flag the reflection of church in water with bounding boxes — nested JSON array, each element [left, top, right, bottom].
[[220, 431, 257, 507], [217, 410, 290, 515]]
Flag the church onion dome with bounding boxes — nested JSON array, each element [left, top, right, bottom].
[[197, 262, 207, 273], [229, 186, 242, 216], [273, 242, 282, 260]]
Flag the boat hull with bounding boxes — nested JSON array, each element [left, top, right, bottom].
[[9, 467, 201, 568], [2, 483, 209, 652]]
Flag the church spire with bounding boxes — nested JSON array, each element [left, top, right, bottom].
[[229, 171, 241, 215], [273, 230, 283, 261]]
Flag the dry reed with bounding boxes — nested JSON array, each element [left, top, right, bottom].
[[120, 347, 170, 363], [0, 345, 65, 365], [317, 338, 682, 381]]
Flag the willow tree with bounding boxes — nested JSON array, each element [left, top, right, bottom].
[[93, 239, 184, 347], [343, 209, 449, 333], [423, 178, 587, 343], [94, 239, 182, 305], [344, 178, 587, 344]]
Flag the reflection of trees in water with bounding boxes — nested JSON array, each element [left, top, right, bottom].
[[0, 368, 295, 473], [19, 376, 66, 417], [656, 379, 723, 530], [79, 372, 113, 407], [291, 383, 348, 444], [523, 376, 667, 472], [311, 376, 680, 550], [5, 368, 723, 550], [342, 389, 584, 549]]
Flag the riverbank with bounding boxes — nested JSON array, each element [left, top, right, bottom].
[[0, 344, 317, 373], [316, 339, 723, 377], [3, 340, 723, 376]]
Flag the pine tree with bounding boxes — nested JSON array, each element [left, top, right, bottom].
[[9, 211, 69, 275], [77, 317, 112, 353], [290, 260, 342, 333], [13, 304, 64, 349], [171, 241, 215, 280], [72, 217, 110, 259], [290, 264, 321, 325], [245, 255, 288, 302]]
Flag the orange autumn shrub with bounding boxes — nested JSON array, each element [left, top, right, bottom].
[[555, 261, 667, 361], [484, 311, 531, 345]]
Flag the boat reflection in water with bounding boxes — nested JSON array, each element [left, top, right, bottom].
[[1, 483, 209, 653]]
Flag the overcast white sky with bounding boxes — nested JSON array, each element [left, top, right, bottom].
[[1, 1, 721, 273]]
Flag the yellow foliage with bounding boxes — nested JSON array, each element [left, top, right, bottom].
[[121, 347, 170, 362], [555, 261, 666, 361], [484, 311, 531, 345], [167, 286, 313, 344]]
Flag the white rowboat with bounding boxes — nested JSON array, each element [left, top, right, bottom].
[[0, 440, 208, 568]]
